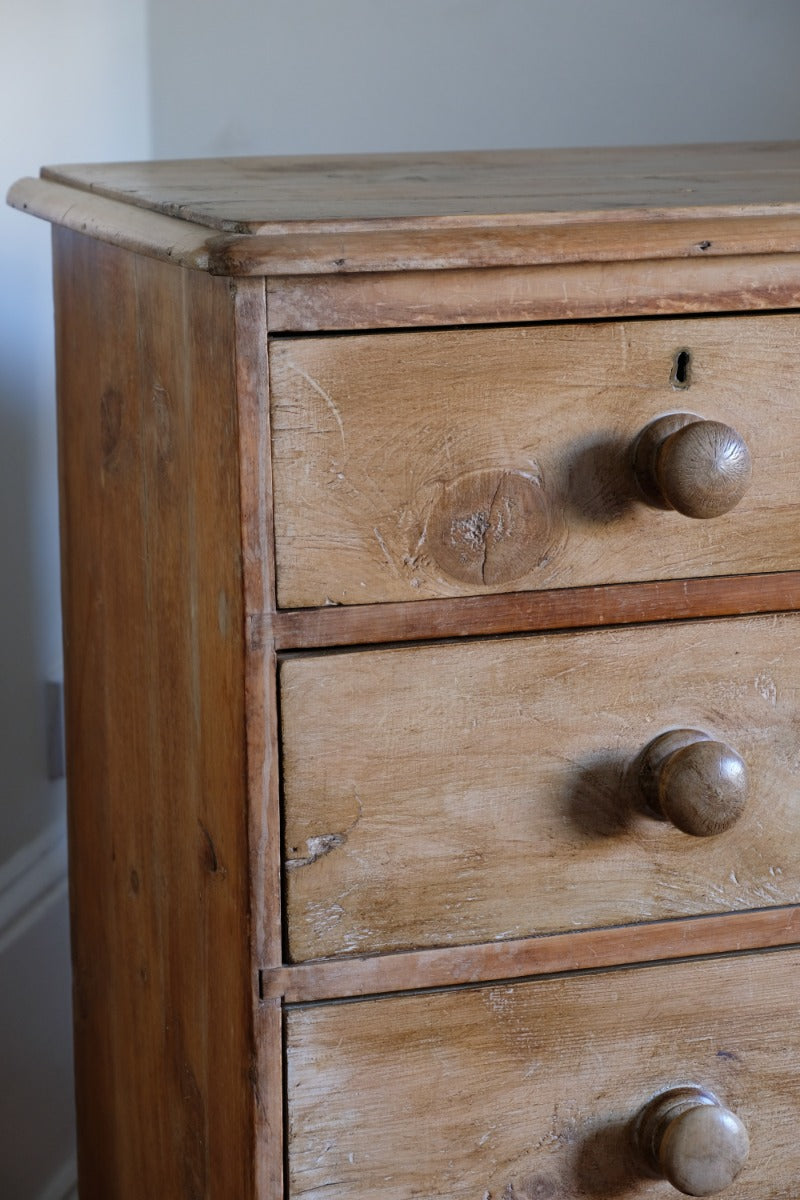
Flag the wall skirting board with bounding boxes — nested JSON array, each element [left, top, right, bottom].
[[0, 818, 68, 957], [38, 1158, 78, 1200], [0, 818, 77, 1199]]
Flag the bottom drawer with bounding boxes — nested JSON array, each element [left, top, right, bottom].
[[286, 948, 800, 1198]]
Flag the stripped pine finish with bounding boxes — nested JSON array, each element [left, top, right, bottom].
[[12, 143, 800, 1199], [37, 144, 800, 230], [270, 315, 800, 607], [53, 229, 265, 1198], [264, 570, 800, 650], [266, 254, 800, 331], [281, 613, 800, 960], [262, 905, 800, 1003], [12, 142, 800, 278], [286, 949, 800, 1200]]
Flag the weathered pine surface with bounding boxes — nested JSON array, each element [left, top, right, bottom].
[[14, 143, 800, 1200], [11, 142, 800, 275], [282, 612, 800, 961], [286, 948, 800, 1200], [53, 229, 268, 1199], [270, 314, 800, 607], [38, 143, 800, 229], [266, 253, 800, 330], [264, 906, 800, 1004], [265, 570, 800, 650]]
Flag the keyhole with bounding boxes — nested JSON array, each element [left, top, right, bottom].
[[672, 349, 692, 389]]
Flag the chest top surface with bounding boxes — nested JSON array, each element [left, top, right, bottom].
[[10, 141, 800, 276], [34, 141, 800, 227]]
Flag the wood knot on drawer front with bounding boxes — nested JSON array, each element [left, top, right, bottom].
[[425, 468, 558, 586]]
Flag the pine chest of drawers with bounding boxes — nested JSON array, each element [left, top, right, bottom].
[[10, 143, 800, 1198]]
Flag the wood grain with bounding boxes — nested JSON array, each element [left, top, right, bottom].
[[12, 143, 800, 278], [17, 177, 800, 286], [286, 948, 800, 1200], [254, 997, 284, 1200], [232, 278, 283, 967], [8, 177, 216, 270], [281, 614, 800, 961], [262, 905, 800, 1004], [215, 225, 800, 278], [25, 144, 800, 1200], [267, 253, 800, 329], [39, 144, 800, 230], [54, 229, 257, 1198], [270, 315, 800, 607], [231, 281, 285, 1198], [265, 571, 800, 650]]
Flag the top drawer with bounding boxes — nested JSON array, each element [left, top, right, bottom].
[[270, 313, 800, 608]]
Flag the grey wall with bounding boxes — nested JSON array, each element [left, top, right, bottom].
[[3, 3, 800, 1196], [149, 0, 800, 158]]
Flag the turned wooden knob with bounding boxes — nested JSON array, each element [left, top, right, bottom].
[[636, 729, 748, 837], [632, 413, 751, 518], [634, 1086, 749, 1195]]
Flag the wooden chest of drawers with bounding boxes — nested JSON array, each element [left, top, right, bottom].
[[10, 142, 800, 1198]]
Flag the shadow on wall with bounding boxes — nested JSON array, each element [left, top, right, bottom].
[[0, 391, 46, 846], [0, 341, 68, 843], [0, 366, 77, 1197]]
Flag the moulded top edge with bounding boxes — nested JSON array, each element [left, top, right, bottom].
[[36, 142, 800, 233], [9, 141, 800, 276]]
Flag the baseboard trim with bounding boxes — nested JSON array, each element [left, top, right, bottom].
[[0, 818, 68, 956], [37, 1156, 78, 1200]]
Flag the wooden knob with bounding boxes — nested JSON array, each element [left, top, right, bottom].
[[632, 413, 751, 518], [634, 1086, 749, 1195], [636, 729, 747, 837]]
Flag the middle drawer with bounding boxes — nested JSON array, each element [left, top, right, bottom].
[[281, 613, 800, 962]]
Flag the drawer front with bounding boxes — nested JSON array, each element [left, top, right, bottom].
[[282, 613, 800, 961], [286, 949, 800, 1199], [270, 313, 800, 607]]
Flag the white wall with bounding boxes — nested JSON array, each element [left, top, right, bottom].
[[3, 3, 800, 1197], [149, 0, 800, 158], [1, 3, 149, 1196]]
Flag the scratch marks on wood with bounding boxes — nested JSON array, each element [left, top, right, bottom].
[[272, 313, 800, 605], [290, 362, 347, 452], [281, 612, 800, 959], [754, 671, 778, 705], [502, 1176, 560, 1199], [372, 525, 404, 580]]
